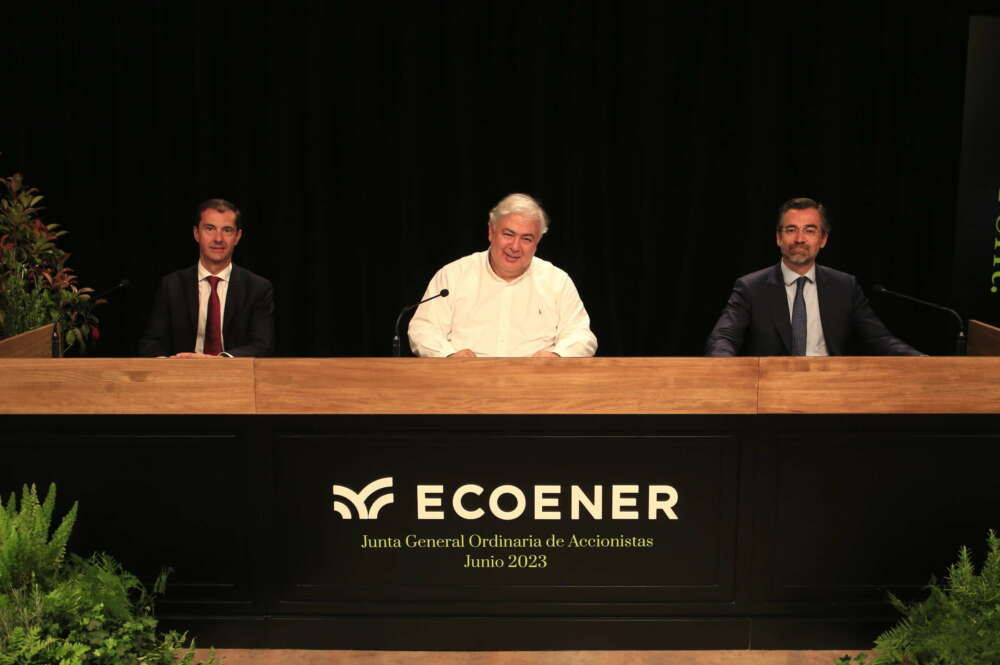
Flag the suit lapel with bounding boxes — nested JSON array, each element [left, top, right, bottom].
[[184, 266, 199, 342], [223, 265, 240, 338], [768, 263, 793, 354], [815, 265, 840, 355]]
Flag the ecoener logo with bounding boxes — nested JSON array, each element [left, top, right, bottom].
[[332, 477, 395, 519], [331, 477, 679, 521]]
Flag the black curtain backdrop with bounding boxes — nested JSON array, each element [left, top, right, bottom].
[[2, 1, 979, 357], [953, 15, 1000, 325]]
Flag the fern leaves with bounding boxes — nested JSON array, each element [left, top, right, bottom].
[[841, 530, 1000, 665], [0, 483, 78, 591]]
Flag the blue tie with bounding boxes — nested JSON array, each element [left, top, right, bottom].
[[792, 276, 807, 356]]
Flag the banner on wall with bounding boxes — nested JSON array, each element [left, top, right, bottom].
[[952, 15, 1000, 324]]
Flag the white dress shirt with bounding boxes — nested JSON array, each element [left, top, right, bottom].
[[195, 262, 232, 354], [408, 251, 598, 358], [780, 262, 828, 356]]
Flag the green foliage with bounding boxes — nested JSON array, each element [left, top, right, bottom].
[[0, 269, 54, 339], [0, 483, 77, 591], [0, 484, 216, 665], [837, 530, 1000, 665], [835, 655, 868, 665], [0, 173, 103, 352]]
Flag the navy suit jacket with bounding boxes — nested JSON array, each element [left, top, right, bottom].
[[138, 264, 275, 357], [705, 263, 920, 356]]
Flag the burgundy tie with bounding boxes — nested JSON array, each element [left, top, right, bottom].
[[204, 276, 222, 356]]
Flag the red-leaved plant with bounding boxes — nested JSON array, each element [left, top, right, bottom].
[[0, 173, 103, 352]]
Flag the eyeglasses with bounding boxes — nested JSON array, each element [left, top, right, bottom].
[[780, 225, 822, 237]]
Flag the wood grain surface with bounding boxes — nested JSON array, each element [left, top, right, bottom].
[[0, 358, 255, 414], [190, 649, 862, 665], [969, 319, 1000, 356], [758, 356, 1000, 414], [0, 324, 56, 358], [3, 357, 998, 415], [253, 357, 759, 414]]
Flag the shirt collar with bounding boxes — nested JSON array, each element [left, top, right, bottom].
[[482, 250, 532, 285], [780, 261, 816, 286], [198, 262, 234, 282]]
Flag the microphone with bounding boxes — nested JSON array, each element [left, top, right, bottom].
[[393, 289, 449, 357], [873, 284, 966, 355], [90, 278, 131, 302]]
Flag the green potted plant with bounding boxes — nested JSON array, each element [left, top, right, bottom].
[[837, 530, 1000, 665], [0, 173, 103, 353], [0, 483, 216, 664]]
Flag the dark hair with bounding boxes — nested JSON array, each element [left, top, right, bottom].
[[196, 198, 242, 230], [776, 197, 829, 233]]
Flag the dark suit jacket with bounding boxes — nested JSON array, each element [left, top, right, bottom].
[[138, 264, 275, 357], [705, 263, 921, 356]]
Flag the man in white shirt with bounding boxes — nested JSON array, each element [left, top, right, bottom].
[[705, 197, 920, 356], [408, 193, 597, 358]]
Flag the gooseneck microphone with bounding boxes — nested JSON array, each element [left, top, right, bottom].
[[873, 284, 966, 356], [393, 289, 449, 357], [91, 278, 131, 301]]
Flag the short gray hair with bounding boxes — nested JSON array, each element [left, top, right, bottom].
[[489, 193, 549, 235]]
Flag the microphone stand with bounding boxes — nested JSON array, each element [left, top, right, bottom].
[[873, 285, 966, 356], [90, 278, 132, 302], [393, 289, 449, 357]]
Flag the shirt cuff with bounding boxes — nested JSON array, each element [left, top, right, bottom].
[[552, 343, 577, 357]]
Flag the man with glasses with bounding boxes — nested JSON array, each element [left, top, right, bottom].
[[705, 197, 920, 356]]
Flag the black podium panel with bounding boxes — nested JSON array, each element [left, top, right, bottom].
[[271, 430, 738, 609], [0, 420, 261, 611], [751, 420, 1000, 607], [3, 414, 999, 650]]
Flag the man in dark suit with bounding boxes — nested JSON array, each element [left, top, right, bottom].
[[705, 197, 920, 357], [138, 199, 274, 357]]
